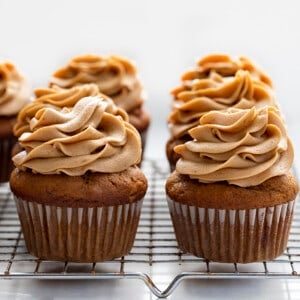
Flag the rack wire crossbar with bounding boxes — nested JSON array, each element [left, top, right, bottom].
[[0, 160, 299, 298]]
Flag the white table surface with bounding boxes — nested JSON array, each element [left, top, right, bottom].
[[1, 0, 300, 298]]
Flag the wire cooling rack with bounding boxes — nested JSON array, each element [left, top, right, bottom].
[[0, 160, 299, 298]]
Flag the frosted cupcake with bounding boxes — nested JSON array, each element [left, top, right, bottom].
[[167, 54, 275, 170], [0, 61, 30, 182], [166, 106, 298, 263], [10, 92, 147, 262], [49, 54, 150, 152]]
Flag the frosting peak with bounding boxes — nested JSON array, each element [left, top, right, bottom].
[[13, 84, 128, 137], [175, 107, 293, 187], [13, 95, 141, 175], [49, 54, 144, 113], [169, 69, 275, 139], [179, 54, 272, 87], [0, 62, 30, 116]]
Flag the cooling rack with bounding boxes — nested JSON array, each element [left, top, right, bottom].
[[0, 160, 299, 298]]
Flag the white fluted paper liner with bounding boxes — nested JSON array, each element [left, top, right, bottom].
[[14, 197, 143, 262], [167, 197, 295, 263]]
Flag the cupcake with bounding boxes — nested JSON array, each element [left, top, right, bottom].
[[10, 92, 147, 262], [166, 106, 299, 263], [49, 54, 150, 152], [0, 61, 30, 182], [167, 54, 275, 170]]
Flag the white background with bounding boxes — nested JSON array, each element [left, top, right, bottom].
[[1, 0, 300, 299]]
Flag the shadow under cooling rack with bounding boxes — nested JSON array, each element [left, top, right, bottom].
[[0, 160, 299, 298]]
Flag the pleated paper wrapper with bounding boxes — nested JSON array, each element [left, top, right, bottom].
[[167, 198, 295, 263], [14, 197, 143, 262]]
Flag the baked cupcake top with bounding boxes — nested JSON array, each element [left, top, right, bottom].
[[169, 54, 275, 139], [13, 84, 111, 137], [13, 93, 140, 175], [175, 106, 293, 187], [0, 61, 30, 116], [49, 54, 144, 113]]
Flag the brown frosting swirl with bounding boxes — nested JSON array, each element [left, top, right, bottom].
[[13, 84, 128, 137], [0, 62, 30, 116], [13, 95, 141, 175], [49, 54, 144, 113], [175, 106, 293, 187], [169, 69, 276, 139], [172, 54, 272, 97], [169, 54, 276, 140]]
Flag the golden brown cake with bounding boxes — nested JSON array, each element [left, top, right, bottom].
[[166, 107, 299, 263], [49, 54, 150, 151], [10, 92, 147, 262], [166, 54, 276, 170], [0, 61, 30, 182]]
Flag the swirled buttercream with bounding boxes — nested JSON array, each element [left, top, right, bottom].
[[13, 95, 141, 175], [169, 69, 275, 138], [172, 54, 272, 98], [13, 84, 127, 137], [169, 54, 276, 140], [0, 62, 30, 116], [175, 106, 293, 187], [49, 54, 144, 113]]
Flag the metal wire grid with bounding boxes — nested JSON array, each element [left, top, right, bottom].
[[0, 160, 299, 298]]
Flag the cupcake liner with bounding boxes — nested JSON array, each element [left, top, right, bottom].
[[167, 197, 295, 263], [0, 136, 16, 182], [14, 197, 143, 262]]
